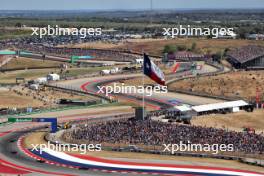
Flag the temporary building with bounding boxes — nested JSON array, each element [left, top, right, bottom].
[[35, 77, 48, 84], [192, 100, 248, 114], [47, 74, 60, 81]]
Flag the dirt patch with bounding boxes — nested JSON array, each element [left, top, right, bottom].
[[61, 38, 264, 56], [0, 89, 43, 108], [0, 85, 98, 109], [192, 109, 264, 133], [111, 38, 264, 56], [3, 86, 98, 108], [169, 70, 264, 101], [23, 132, 48, 149], [2, 57, 62, 69], [0, 67, 110, 84], [0, 68, 60, 84]]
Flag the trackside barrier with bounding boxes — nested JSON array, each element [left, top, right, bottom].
[[168, 89, 241, 101], [44, 84, 111, 102], [19, 47, 139, 63], [240, 158, 264, 167], [0, 102, 115, 118], [8, 117, 57, 133], [7, 103, 112, 118]]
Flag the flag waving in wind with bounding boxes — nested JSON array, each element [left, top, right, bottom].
[[143, 53, 165, 86]]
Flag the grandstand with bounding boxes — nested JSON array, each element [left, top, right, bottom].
[[165, 51, 212, 62], [227, 45, 264, 69], [63, 119, 264, 157]]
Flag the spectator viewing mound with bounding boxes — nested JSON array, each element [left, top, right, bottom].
[[191, 109, 264, 134], [227, 45, 264, 69], [0, 87, 43, 108], [63, 119, 264, 158], [2, 57, 62, 70], [169, 70, 264, 101]]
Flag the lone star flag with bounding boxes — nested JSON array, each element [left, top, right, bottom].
[[143, 53, 165, 85]]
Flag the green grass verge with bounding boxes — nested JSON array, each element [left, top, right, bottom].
[[6, 102, 126, 117]]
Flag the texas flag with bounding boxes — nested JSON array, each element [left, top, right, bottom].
[[143, 53, 165, 86]]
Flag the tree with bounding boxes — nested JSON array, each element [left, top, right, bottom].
[[212, 51, 222, 62], [15, 22, 22, 28], [163, 44, 177, 54], [236, 28, 247, 39], [177, 45, 187, 51], [223, 48, 230, 57], [191, 42, 197, 51]]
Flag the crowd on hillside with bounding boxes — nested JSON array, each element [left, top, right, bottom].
[[63, 119, 264, 154], [0, 36, 139, 62], [0, 32, 130, 47], [227, 45, 264, 63]]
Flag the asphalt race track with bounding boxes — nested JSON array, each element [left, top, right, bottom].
[[0, 127, 146, 176]]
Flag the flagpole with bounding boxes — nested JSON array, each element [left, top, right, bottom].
[[142, 53, 165, 121], [142, 53, 145, 121]]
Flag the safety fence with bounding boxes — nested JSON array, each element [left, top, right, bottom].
[[0, 103, 111, 119]]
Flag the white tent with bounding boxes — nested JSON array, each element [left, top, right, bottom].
[[192, 100, 248, 113]]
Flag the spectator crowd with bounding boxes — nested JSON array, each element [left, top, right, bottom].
[[0, 35, 139, 63], [63, 119, 264, 155], [227, 45, 264, 63]]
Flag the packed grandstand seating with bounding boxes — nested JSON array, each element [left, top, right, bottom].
[[0, 37, 139, 62], [167, 51, 212, 62], [0, 33, 132, 47], [0, 34, 142, 62], [63, 119, 264, 154], [227, 45, 264, 63]]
